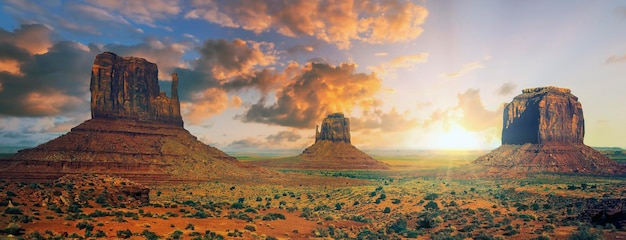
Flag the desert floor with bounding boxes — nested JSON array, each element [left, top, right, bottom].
[[1, 150, 626, 239]]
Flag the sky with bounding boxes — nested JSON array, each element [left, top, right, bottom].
[[0, 0, 625, 151]]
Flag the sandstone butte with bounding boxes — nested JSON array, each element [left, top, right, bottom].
[[294, 113, 388, 170], [1, 52, 265, 183], [474, 86, 623, 175]]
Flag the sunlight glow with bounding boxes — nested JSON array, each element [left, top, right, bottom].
[[432, 124, 480, 150]]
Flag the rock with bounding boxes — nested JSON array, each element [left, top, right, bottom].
[[474, 86, 622, 175], [502, 86, 583, 144], [316, 113, 351, 143], [294, 113, 387, 170], [90, 52, 183, 126], [3, 52, 267, 183]]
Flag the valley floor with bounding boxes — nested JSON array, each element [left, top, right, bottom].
[[1, 151, 626, 239]]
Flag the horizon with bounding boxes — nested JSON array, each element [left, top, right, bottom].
[[1, 1, 626, 150]]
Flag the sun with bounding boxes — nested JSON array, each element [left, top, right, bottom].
[[432, 124, 480, 150]]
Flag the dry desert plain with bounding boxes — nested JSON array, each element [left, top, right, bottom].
[[1, 150, 626, 240]]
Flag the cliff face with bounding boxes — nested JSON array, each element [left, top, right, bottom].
[[316, 113, 351, 143], [502, 87, 584, 144], [90, 52, 182, 126], [2, 52, 268, 183], [474, 86, 622, 175]]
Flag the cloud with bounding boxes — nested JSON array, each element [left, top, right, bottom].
[[606, 54, 626, 64], [454, 89, 502, 132], [0, 24, 52, 55], [186, 0, 428, 49], [286, 44, 315, 54], [438, 61, 484, 79], [195, 39, 277, 80], [181, 88, 241, 125], [352, 107, 419, 132], [496, 82, 517, 96], [374, 52, 388, 57], [98, 37, 191, 79], [0, 26, 95, 117], [367, 53, 428, 76], [238, 61, 382, 128], [86, 0, 181, 26], [266, 130, 302, 144], [226, 137, 266, 149]]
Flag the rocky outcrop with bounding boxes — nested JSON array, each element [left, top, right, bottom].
[[2, 52, 268, 183], [294, 113, 387, 170], [502, 87, 583, 144], [90, 52, 182, 126], [316, 113, 351, 143], [474, 86, 622, 175]]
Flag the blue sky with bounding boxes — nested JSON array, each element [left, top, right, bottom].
[[0, 0, 625, 150]]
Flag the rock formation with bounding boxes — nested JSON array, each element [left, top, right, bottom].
[[90, 52, 183, 126], [292, 113, 387, 170], [316, 113, 351, 143], [474, 86, 622, 174], [502, 87, 583, 145], [1, 52, 264, 183]]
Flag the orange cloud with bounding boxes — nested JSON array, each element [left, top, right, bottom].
[[438, 61, 485, 79], [195, 39, 277, 80], [0, 24, 52, 54], [606, 54, 626, 64], [182, 88, 241, 125], [240, 61, 382, 128], [23, 91, 84, 116], [367, 53, 429, 76], [186, 0, 428, 49]]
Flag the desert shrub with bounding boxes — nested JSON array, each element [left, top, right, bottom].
[[313, 227, 329, 237], [391, 199, 401, 204], [417, 212, 443, 229], [227, 229, 243, 237], [28, 231, 44, 239], [425, 201, 439, 210], [94, 230, 107, 238], [383, 207, 391, 213], [300, 207, 312, 219], [185, 223, 195, 230], [262, 212, 286, 220], [244, 224, 256, 232], [230, 202, 245, 209], [351, 215, 371, 223], [191, 210, 211, 218], [1, 223, 24, 235], [116, 229, 133, 238], [170, 229, 184, 239], [76, 221, 94, 231], [425, 193, 439, 200], [568, 225, 603, 240], [4, 207, 23, 214], [386, 218, 407, 234], [6, 191, 16, 197], [266, 236, 278, 240], [141, 229, 159, 240]]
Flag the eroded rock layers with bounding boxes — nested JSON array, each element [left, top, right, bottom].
[[474, 86, 621, 174], [91, 52, 182, 126], [2, 52, 263, 183], [298, 113, 388, 170]]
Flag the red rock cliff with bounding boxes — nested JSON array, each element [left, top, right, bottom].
[[315, 113, 351, 143], [502, 86, 584, 144], [90, 52, 183, 126]]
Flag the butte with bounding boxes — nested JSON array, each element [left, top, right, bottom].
[[0, 52, 259, 183], [473, 86, 623, 175], [254, 113, 388, 170]]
